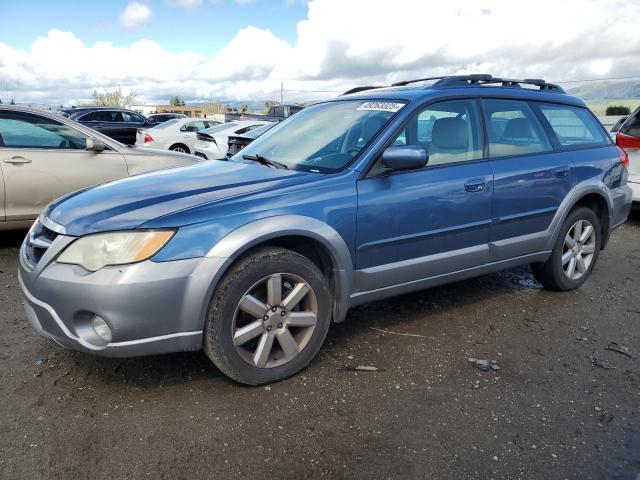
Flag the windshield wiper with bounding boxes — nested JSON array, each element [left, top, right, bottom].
[[242, 154, 288, 170]]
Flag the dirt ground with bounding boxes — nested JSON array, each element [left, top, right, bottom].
[[1, 213, 639, 480]]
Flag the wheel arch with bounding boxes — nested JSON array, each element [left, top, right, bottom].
[[169, 143, 191, 154], [548, 184, 613, 251], [205, 215, 354, 323]]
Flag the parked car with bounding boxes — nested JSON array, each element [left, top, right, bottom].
[[193, 121, 272, 160], [226, 123, 275, 157], [135, 118, 221, 154], [615, 107, 640, 204], [0, 106, 202, 230], [61, 107, 151, 145], [225, 104, 303, 123], [20, 75, 632, 385], [610, 116, 628, 137], [147, 113, 188, 124]]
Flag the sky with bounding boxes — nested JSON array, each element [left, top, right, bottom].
[[1, 0, 640, 106]]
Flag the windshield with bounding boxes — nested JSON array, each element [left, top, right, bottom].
[[231, 99, 406, 173]]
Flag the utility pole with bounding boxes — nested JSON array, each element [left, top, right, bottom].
[[280, 82, 284, 106]]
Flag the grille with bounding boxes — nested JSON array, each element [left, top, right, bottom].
[[24, 222, 59, 267]]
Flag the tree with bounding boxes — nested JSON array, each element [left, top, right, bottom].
[[169, 96, 185, 106], [0, 98, 2, 104], [91, 87, 136, 107], [9, 98, 15, 105], [240, 104, 249, 113], [606, 105, 630, 116]]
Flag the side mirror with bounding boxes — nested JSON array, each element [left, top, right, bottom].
[[86, 138, 106, 152], [381, 145, 428, 171]]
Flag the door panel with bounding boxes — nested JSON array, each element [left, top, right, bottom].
[[482, 98, 576, 260], [0, 164, 5, 222], [356, 162, 494, 291], [1, 149, 128, 220]]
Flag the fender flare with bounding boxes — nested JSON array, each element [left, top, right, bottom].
[[545, 181, 614, 251], [205, 215, 355, 323]]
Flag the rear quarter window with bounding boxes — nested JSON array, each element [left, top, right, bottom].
[[539, 104, 610, 147]]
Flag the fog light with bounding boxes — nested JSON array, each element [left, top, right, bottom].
[[92, 316, 112, 343]]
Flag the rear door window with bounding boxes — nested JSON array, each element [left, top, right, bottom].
[[482, 99, 552, 158], [539, 104, 610, 146]]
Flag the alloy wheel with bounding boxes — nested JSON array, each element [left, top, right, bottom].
[[232, 273, 318, 368], [561, 219, 596, 280]]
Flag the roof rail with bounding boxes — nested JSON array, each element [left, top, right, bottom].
[[342, 74, 565, 96], [433, 74, 565, 93], [341, 86, 384, 96], [391, 74, 492, 87]]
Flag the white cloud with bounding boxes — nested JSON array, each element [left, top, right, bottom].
[[2, 0, 640, 105], [166, 0, 202, 10], [119, 2, 152, 30]]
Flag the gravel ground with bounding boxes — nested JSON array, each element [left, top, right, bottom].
[[1, 213, 639, 480]]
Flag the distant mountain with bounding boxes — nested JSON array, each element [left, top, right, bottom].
[[567, 81, 640, 100]]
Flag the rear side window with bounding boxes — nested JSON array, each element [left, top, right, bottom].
[[539, 104, 609, 146], [482, 99, 552, 158]]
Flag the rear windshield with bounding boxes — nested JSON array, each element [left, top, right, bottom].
[[201, 122, 239, 134], [151, 119, 180, 129], [539, 104, 610, 147]]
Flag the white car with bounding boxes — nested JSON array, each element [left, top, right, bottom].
[[616, 107, 640, 204], [193, 121, 272, 160], [135, 118, 220, 155]]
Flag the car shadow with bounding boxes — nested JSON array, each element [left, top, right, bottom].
[[64, 264, 542, 388], [0, 229, 27, 248]]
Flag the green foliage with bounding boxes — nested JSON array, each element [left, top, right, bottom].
[[605, 105, 631, 116], [169, 96, 186, 106], [92, 87, 136, 107]]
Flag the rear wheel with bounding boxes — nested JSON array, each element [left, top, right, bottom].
[[531, 206, 601, 290], [169, 143, 189, 154], [204, 247, 331, 385]]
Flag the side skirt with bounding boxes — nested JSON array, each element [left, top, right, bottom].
[[349, 251, 551, 308]]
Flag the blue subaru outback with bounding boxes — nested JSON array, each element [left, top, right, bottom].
[[19, 75, 632, 384]]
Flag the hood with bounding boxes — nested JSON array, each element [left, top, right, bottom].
[[45, 160, 312, 236]]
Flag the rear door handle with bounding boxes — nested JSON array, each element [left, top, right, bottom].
[[3, 156, 32, 164], [554, 167, 570, 178], [464, 179, 486, 193]]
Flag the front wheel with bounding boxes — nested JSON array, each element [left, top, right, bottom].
[[204, 247, 332, 385], [531, 206, 601, 291]]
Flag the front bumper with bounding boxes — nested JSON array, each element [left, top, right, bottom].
[[19, 233, 230, 357]]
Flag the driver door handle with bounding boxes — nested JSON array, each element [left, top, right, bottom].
[[464, 178, 486, 192], [3, 156, 32, 164]]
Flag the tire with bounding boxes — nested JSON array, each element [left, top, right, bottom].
[[169, 143, 190, 154], [531, 206, 601, 291], [204, 247, 331, 385]]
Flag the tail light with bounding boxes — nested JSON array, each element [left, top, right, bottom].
[[616, 132, 640, 150], [616, 146, 629, 169], [143, 133, 154, 144]]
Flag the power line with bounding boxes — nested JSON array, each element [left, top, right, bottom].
[[552, 74, 640, 84]]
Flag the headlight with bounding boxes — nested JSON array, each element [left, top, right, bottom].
[[57, 230, 175, 271]]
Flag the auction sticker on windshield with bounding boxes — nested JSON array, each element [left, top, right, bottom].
[[357, 101, 404, 112]]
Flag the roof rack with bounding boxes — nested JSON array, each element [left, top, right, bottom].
[[433, 74, 565, 92], [342, 74, 565, 95]]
